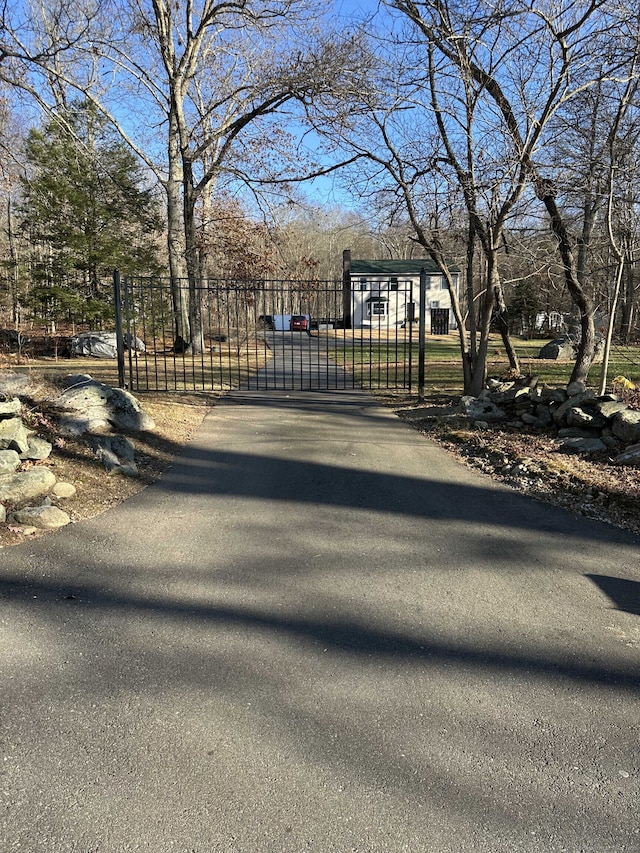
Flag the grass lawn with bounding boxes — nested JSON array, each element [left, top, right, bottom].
[[335, 333, 640, 397], [4, 331, 640, 398]]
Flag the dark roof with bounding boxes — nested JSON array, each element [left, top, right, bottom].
[[350, 259, 459, 275]]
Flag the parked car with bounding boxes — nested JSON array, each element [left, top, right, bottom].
[[291, 315, 309, 331]]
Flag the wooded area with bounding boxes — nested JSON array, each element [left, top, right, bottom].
[[0, 0, 639, 392]]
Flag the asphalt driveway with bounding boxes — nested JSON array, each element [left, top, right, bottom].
[[1, 389, 639, 852]]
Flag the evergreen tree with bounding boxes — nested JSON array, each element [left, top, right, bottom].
[[508, 279, 542, 339], [20, 101, 163, 325]]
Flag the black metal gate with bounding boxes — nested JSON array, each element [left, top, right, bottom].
[[114, 274, 418, 393]]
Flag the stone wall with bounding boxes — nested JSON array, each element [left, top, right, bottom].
[[0, 371, 155, 532], [460, 379, 640, 465]]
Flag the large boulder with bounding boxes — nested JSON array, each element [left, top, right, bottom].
[[459, 395, 506, 422], [611, 409, 640, 445], [0, 417, 33, 453], [55, 376, 155, 435], [0, 467, 56, 504], [538, 337, 576, 361], [71, 331, 145, 358]]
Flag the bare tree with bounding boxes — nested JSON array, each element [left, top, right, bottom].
[[388, 0, 640, 385], [597, 34, 640, 393], [1, 0, 355, 351]]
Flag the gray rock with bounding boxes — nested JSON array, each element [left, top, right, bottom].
[[11, 504, 71, 529], [566, 407, 608, 429], [489, 386, 531, 406], [614, 443, 640, 466], [594, 399, 630, 419], [538, 338, 575, 361], [56, 379, 111, 410], [58, 412, 112, 436], [486, 379, 514, 392], [55, 378, 155, 434], [90, 435, 138, 476], [0, 468, 56, 503], [556, 437, 607, 453], [521, 412, 539, 425], [0, 449, 21, 474], [52, 481, 77, 499], [107, 388, 155, 432], [611, 409, 640, 445], [552, 391, 597, 425], [0, 504, 5, 523], [0, 417, 33, 453], [601, 434, 622, 450], [20, 436, 53, 461], [531, 385, 567, 404], [70, 331, 145, 358], [532, 406, 553, 428], [0, 397, 22, 418], [460, 396, 506, 422], [558, 427, 600, 438]]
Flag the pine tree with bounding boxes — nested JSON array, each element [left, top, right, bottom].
[[20, 101, 163, 326]]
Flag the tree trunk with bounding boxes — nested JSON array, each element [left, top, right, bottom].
[[538, 187, 595, 384], [620, 259, 635, 342], [467, 268, 494, 397], [183, 172, 204, 355], [489, 256, 520, 374], [167, 111, 190, 352]]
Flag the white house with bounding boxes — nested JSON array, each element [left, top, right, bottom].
[[343, 253, 460, 332]]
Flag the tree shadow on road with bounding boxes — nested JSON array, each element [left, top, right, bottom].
[[586, 574, 640, 617]]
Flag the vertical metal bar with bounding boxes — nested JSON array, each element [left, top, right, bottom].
[[407, 282, 414, 391], [123, 275, 136, 391], [418, 268, 427, 401], [113, 269, 126, 389]]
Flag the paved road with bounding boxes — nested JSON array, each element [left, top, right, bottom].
[[1, 390, 639, 853], [246, 330, 354, 390]]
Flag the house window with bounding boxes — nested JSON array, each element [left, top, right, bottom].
[[359, 278, 368, 291], [367, 298, 388, 318], [440, 277, 448, 289], [431, 301, 440, 309], [390, 277, 399, 291]]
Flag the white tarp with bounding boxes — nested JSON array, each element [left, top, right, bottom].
[[71, 332, 146, 358]]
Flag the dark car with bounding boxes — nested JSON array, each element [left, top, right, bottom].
[[291, 315, 309, 331]]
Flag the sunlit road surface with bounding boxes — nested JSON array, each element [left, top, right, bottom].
[[245, 329, 355, 390], [1, 389, 638, 852]]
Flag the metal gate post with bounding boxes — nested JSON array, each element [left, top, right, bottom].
[[418, 268, 427, 401], [113, 269, 126, 389]]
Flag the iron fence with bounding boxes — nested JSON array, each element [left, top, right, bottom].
[[114, 274, 420, 393]]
